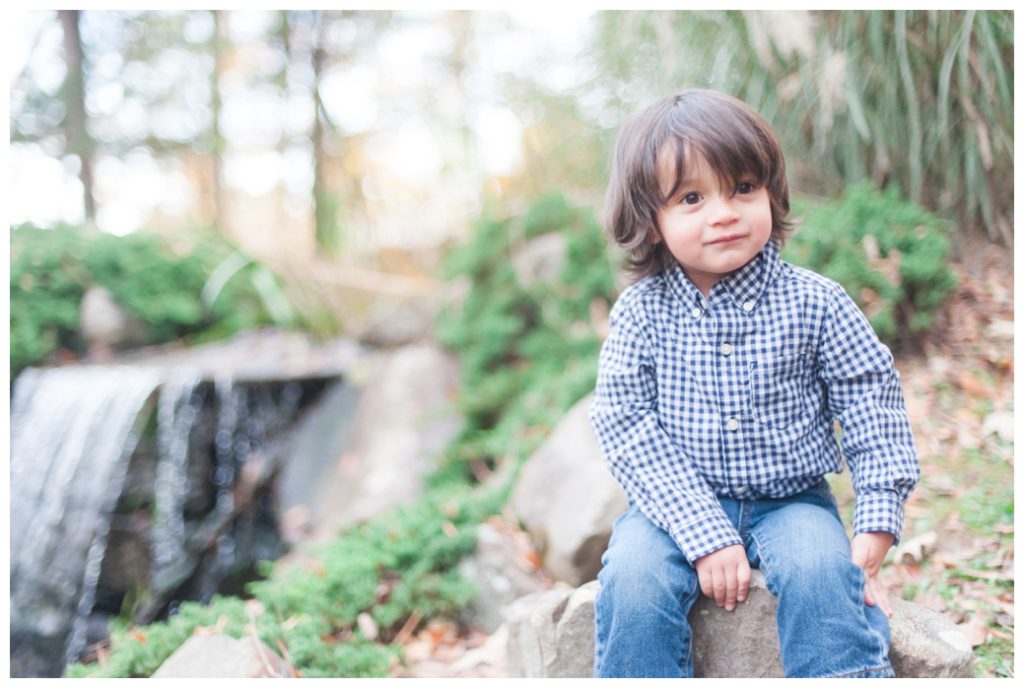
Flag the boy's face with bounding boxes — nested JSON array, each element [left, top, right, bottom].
[[654, 147, 773, 296]]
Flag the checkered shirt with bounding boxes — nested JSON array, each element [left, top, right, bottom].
[[589, 240, 920, 564]]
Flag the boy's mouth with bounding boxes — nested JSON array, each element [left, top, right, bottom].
[[706, 234, 746, 245]]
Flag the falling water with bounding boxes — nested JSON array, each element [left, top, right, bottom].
[[149, 370, 204, 595], [10, 338, 338, 677], [10, 365, 164, 676]]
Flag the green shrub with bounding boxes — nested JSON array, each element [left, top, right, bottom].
[[10, 224, 295, 378], [783, 183, 957, 348], [434, 192, 617, 479]]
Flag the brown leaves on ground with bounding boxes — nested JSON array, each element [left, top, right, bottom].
[[881, 244, 1014, 675]]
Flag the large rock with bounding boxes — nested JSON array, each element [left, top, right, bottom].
[[508, 394, 627, 585], [80, 285, 146, 356], [300, 343, 463, 543], [457, 519, 550, 633], [505, 572, 974, 678], [152, 634, 291, 678]]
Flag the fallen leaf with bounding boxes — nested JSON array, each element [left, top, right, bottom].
[[980, 412, 1014, 443], [958, 617, 989, 647], [893, 531, 937, 565], [957, 371, 990, 397]]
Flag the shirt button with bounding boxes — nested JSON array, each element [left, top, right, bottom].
[[742, 301, 755, 312], [720, 343, 734, 356], [691, 307, 703, 319], [725, 417, 740, 431], [736, 486, 749, 496]]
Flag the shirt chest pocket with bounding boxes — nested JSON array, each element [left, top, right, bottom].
[[748, 350, 815, 428]]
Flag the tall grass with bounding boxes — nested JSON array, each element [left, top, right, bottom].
[[591, 10, 1013, 248]]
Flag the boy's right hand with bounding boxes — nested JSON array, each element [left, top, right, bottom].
[[694, 544, 751, 612]]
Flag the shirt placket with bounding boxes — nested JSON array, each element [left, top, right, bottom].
[[716, 297, 759, 498]]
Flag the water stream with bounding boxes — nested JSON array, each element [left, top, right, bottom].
[[10, 365, 164, 676], [10, 346, 335, 677]]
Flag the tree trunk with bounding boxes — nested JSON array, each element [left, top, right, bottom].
[[209, 10, 228, 233], [59, 10, 97, 225], [311, 11, 337, 256]]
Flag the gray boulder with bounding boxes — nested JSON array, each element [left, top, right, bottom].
[[510, 233, 567, 288], [457, 520, 550, 633], [506, 572, 974, 678], [80, 285, 145, 357], [152, 634, 291, 678], [295, 343, 463, 545], [508, 394, 627, 585]]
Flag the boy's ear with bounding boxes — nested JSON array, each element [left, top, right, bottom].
[[651, 231, 662, 245]]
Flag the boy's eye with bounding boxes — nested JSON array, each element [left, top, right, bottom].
[[736, 181, 757, 194], [681, 192, 702, 205]]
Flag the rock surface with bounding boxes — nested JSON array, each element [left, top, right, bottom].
[[505, 572, 975, 678], [295, 343, 463, 545], [508, 394, 627, 585], [152, 634, 291, 678], [457, 519, 550, 633]]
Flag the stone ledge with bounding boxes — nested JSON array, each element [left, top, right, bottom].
[[506, 571, 974, 678]]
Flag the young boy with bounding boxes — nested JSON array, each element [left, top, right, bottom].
[[589, 89, 920, 678]]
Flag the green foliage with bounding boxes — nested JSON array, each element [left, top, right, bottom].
[[66, 482, 501, 678], [9, 224, 295, 378], [64, 595, 251, 678], [9, 225, 90, 374], [783, 183, 957, 348], [434, 192, 617, 476]]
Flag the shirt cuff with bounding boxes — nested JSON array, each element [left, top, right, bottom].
[[672, 511, 743, 564], [853, 490, 906, 545]]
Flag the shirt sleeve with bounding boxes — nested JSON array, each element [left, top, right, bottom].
[[589, 295, 742, 563], [817, 283, 921, 544]]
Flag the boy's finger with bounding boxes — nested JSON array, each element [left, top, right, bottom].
[[712, 569, 727, 607], [724, 568, 737, 611], [697, 567, 712, 599], [737, 564, 751, 603], [868, 577, 893, 619]]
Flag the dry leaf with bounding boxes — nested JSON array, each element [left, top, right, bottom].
[[958, 617, 990, 647], [957, 371, 990, 397]]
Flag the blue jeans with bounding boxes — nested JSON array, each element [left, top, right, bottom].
[[594, 479, 894, 678]]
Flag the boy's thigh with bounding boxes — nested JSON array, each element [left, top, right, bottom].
[[747, 484, 852, 575], [599, 503, 698, 594]]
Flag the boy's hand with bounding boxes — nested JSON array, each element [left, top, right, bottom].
[[851, 532, 895, 618], [694, 544, 751, 612]]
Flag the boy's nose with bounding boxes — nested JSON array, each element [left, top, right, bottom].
[[707, 195, 740, 225]]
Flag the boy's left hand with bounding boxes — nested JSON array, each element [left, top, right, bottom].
[[851, 531, 895, 618]]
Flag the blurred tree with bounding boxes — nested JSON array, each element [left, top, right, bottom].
[[208, 10, 227, 232], [58, 10, 97, 224]]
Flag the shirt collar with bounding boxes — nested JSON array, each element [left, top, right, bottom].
[[663, 239, 783, 312]]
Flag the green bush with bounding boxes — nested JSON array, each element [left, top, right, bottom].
[[434, 192, 617, 479], [783, 183, 957, 348], [10, 224, 295, 378]]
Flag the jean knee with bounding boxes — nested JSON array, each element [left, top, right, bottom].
[[771, 547, 862, 600]]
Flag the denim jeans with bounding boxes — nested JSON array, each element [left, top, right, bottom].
[[594, 479, 894, 678]]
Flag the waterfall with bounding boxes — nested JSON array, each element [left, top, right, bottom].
[[148, 369, 204, 596], [9, 336, 340, 677], [10, 365, 164, 675]]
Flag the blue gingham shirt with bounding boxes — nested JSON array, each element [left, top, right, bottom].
[[589, 240, 920, 564]]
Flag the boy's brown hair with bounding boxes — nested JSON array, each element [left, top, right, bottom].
[[604, 88, 794, 281]]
